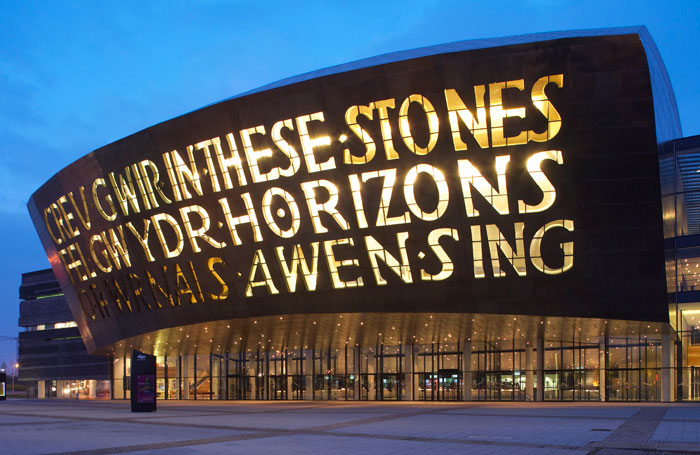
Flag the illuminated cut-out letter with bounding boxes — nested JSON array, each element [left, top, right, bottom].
[[470, 225, 485, 278], [104, 277, 131, 313], [126, 219, 156, 262], [58, 243, 96, 283], [67, 186, 91, 231], [421, 228, 459, 281], [528, 74, 563, 142], [398, 94, 439, 155], [275, 243, 320, 292], [103, 280, 125, 313], [246, 249, 279, 296], [180, 205, 226, 253], [127, 273, 150, 311], [77, 288, 98, 319], [404, 164, 449, 221], [361, 168, 410, 226], [530, 219, 574, 275], [262, 187, 301, 238], [64, 243, 95, 281], [76, 244, 97, 281], [152, 213, 185, 258], [296, 112, 334, 173], [43, 206, 63, 245], [486, 222, 526, 277], [490, 80, 527, 147], [136, 160, 172, 207], [166, 146, 205, 201], [102, 226, 132, 269], [444, 86, 489, 150], [196, 139, 223, 193], [90, 234, 112, 273], [48, 203, 72, 240], [214, 134, 248, 189], [375, 98, 398, 160], [109, 167, 141, 216], [162, 152, 179, 201], [173, 264, 196, 304], [208, 257, 229, 300], [87, 282, 109, 317], [56, 247, 75, 283], [347, 174, 369, 229], [92, 177, 117, 222], [344, 104, 376, 164], [174, 263, 199, 305], [146, 268, 173, 308], [458, 155, 510, 217], [364, 232, 412, 285], [241, 125, 282, 183], [324, 238, 363, 289], [55, 196, 79, 238], [129, 163, 153, 211], [300, 180, 350, 234], [188, 261, 205, 303], [51, 201, 75, 242], [218, 193, 263, 245], [519, 150, 563, 214], [271, 119, 301, 177]]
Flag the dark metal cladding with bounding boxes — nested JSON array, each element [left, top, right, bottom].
[[28, 29, 678, 355]]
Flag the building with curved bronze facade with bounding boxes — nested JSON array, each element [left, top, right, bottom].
[[28, 26, 698, 401]]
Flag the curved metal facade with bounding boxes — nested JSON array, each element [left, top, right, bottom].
[[28, 30, 675, 357]]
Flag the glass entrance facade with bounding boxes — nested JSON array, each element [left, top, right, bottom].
[[111, 334, 668, 401]]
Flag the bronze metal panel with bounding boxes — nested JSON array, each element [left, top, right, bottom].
[[28, 33, 670, 354]]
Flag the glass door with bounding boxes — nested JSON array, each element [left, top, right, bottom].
[[378, 345, 404, 400], [269, 353, 287, 400], [227, 354, 251, 400], [255, 354, 265, 400], [290, 353, 306, 400], [418, 344, 462, 401]]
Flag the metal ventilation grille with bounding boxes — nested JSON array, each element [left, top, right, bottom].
[[678, 150, 700, 234]]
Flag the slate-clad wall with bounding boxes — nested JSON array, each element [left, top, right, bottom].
[[18, 269, 109, 381]]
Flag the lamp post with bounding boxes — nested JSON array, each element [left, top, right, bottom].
[[13, 362, 19, 396]]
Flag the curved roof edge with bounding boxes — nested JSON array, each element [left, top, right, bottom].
[[221, 26, 682, 144], [636, 26, 683, 143], [27, 27, 683, 207]]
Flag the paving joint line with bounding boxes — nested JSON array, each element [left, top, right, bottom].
[[585, 441, 700, 454], [36, 432, 281, 455], [429, 411, 627, 421], [33, 424, 590, 455], [12, 403, 592, 455]]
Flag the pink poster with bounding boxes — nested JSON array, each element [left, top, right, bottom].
[[136, 375, 155, 403]]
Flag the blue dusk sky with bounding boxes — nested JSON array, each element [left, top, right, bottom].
[[0, 0, 698, 367]]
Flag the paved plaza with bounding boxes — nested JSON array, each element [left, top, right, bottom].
[[3, 400, 700, 454]]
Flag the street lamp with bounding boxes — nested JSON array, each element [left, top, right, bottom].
[[13, 362, 18, 396]]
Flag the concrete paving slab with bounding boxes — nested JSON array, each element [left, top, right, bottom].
[[124, 433, 591, 455], [332, 412, 623, 446], [440, 405, 640, 419], [662, 407, 700, 421], [0, 414, 62, 425], [3, 399, 700, 454], [142, 411, 383, 430], [0, 419, 252, 455]]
